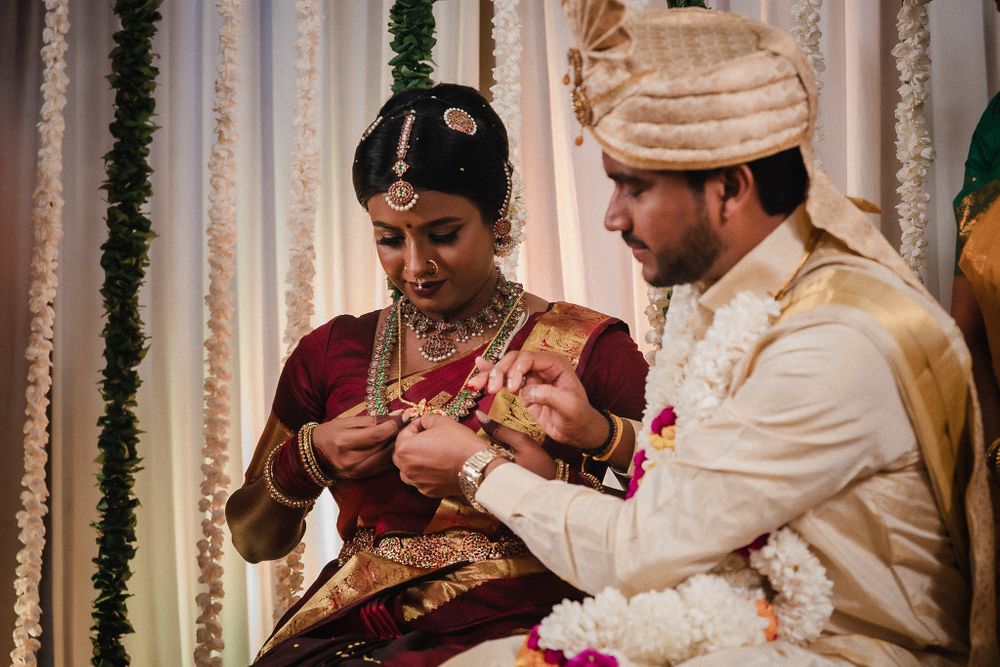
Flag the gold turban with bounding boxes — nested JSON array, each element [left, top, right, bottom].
[[561, 0, 919, 288], [563, 2, 815, 171]]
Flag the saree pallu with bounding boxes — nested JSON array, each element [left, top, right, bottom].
[[253, 302, 648, 666]]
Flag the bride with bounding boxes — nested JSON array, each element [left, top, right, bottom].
[[226, 83, 648, 666]]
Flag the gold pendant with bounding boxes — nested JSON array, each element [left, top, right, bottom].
[[402, 398, 446, 419]]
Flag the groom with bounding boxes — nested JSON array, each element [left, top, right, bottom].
[[395, 2, 997, 664]]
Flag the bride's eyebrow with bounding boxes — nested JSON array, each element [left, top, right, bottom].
[[371, 217, 463, 230]]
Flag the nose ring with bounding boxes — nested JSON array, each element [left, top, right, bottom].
[[426, 259, 439, 276]]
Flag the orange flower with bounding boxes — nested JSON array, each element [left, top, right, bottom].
[[756, 599, 779, 642]]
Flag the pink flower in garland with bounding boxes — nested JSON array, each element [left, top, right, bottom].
[[625, 449, 647, 499], [527, 627, 618, 666], [648, 406, 677, 451], [528, 626, 566, 664], [626, 407, 677, 499], [566, 649, 618, 666]]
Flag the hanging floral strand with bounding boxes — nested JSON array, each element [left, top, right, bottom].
[[273, 0, 322, 620], [892, 0, 934, 280], [11, 2, 70, 665], [90, 0, 161, 664], [388, 0, 437, 93], [791, 0, 824, 147], [194, 1, 241, 664], [490, 0, 527, 277]]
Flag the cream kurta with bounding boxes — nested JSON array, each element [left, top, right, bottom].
[[475, 209, 971, 665]]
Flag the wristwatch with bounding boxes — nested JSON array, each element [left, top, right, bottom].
[[458, 447, 513, 512]]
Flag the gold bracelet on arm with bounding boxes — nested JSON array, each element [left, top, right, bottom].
[[298, 422, 336, 488], [264, 443, 319, 510], [553, 458, 571, 482]]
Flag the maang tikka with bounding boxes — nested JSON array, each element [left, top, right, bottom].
[[385, 110, 419, 211]]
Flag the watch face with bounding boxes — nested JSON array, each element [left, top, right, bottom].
[[459, 449, 497, 513]]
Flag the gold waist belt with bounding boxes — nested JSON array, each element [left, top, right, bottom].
[[337, 527, 528, 570]]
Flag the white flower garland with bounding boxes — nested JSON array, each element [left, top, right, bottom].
[[12, 2, 69, 665], [194, 1, 241, 664], [537, 529, 832, 666], [537, 288, 833, 664], [790, 0, 824, 148], [274, 0, 322, 619], [490, 0, 526, 277], [892, 0, 934, 281], [642, 286, 671, 363]]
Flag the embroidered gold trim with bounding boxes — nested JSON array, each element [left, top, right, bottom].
[[519, 302, 609, 369], [337, 528, 528, 570], [257, 551, 427, 659], [955, 177, 1000, 241], [400, 555, 547, 622]]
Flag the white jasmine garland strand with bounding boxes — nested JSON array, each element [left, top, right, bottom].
[[194, 1, 241, 664], [642, 286, 671, 363], [12, 2, 69, 664], [490, 0, 526, 277], [537, 528, 832, 665], [892, 0, 934, 280], [790, 0, 824, 147], [637, 284, 699, 455], [749, 529, 833, 645], [274, 0, 322, 619]]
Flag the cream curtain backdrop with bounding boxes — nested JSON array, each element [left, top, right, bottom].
[[1, 1, 998, 665]]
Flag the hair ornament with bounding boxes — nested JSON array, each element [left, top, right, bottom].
[[386, 110, 419, 212], [493, 162, 516, 257], [359, 115, 383, 142], [443, 107, 477, 135]]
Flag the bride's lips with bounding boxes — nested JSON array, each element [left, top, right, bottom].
[[409, 280, 444, 297]]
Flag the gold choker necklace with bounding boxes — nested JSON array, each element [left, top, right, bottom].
[[399, 276, 522, 362]]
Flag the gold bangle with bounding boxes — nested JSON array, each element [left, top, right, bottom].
[[988, 437, 1000, 475], [553, 458, 570, 482], [264, 444, 318, 510], [593, 412, 625, 462], [578, 470, 604, 492], [298, 422, 335, 488]]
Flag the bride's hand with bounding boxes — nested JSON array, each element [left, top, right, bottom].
[[466, 351, 610, 451], [311, 411, 408, 480], [394, 416, 481, 497], [394, 413, 557, 497]]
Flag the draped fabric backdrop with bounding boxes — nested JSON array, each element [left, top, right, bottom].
[[1, 1, 998, 664]]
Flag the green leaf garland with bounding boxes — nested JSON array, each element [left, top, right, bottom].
[[91, 0, 160, 664], [388, 0, 437, 93]]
